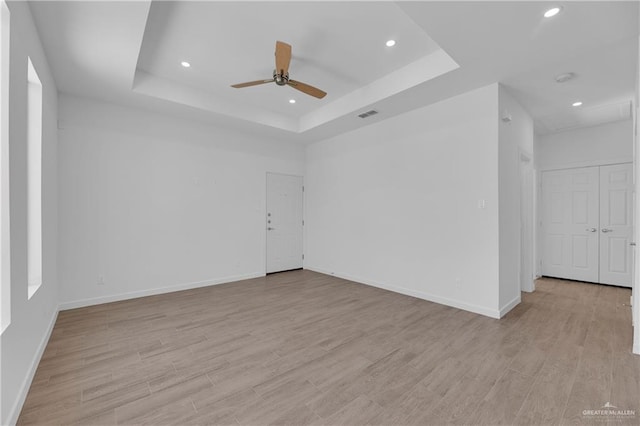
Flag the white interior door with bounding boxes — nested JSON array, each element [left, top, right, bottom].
[[542, 167, 599, 282], [599, 163, 633, 287], [266, 173, 303, 274]]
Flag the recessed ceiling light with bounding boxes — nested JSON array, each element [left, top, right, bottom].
[[385, 40, 396, 47], [181, 61, 191, 68], [572, 101, 583, 107], [544, 7, 562, 18], [289, 99, 296, 104]]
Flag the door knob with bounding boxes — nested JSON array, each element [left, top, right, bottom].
[[586, 228, 597, 233], [602, 228, 613, 233], [267, 227, 275, 231]]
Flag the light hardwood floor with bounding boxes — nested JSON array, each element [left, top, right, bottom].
[[18, 271, 639, 425]]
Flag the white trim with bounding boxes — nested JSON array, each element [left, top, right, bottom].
[[59, 273, 264, 311], [519, 149, 535, 293], [634, 343, 640, 355], [539, 158, 633, 172], [305, 266, 501, 319], [499, 295, 521, 318], [5, 308, 58, 426], [534, 170, 541, 278]]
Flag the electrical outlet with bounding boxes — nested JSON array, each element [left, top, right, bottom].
[[97, 276, 105, 286]]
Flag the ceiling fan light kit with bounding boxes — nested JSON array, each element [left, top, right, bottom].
[[231, 41, 327, 99]]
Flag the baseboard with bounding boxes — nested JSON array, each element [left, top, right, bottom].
[[5, 309, 58, 426], [305, 266, 501, 319], [633, 342, 640, 355], [59, 272, 265, 311], [499, 295, 521, 318]]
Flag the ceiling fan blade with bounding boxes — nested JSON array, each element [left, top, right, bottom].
[[275, 41, 292, 76], [231, 79, 274, 88], [287, 80, 327, 99]]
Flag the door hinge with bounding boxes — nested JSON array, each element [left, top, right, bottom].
[[302, 254, 305, 260], [302, 186, 305, 192], [302, 220, 305, 226]]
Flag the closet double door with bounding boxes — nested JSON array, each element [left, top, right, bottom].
[[541, 164, 633, 288]]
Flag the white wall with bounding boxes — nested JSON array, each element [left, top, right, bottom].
[[1, 1, 58, 424], [0, 0, 10, 335], [536, 119, 633, 170], [305, 84, 505, 317], [57, 96, 305, 308], [498, 86, 534, 314]]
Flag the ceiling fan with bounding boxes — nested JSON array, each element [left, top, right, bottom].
[[231, 41, 327, 99]]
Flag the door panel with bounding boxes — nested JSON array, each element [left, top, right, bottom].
[[266, 173, 303, 274], [542, 167, 599, 282], [549, 234, 563, 266], [599, 164, 633, 287], [572, 235, 589, 268]]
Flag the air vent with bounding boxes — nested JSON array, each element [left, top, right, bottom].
[[358, 110, 378, 119], [555, 72, 575, 83]]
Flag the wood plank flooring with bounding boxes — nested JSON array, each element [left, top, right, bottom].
[[17, 271, 639, 425]]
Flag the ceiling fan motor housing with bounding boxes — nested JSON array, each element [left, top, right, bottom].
[[274, 70, 289, 86]]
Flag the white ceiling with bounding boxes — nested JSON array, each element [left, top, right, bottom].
[[502, 36, 637, 134], [137, 2, 442, 120], [28, 1, 639, 142], [132, 1, 458, 133]]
